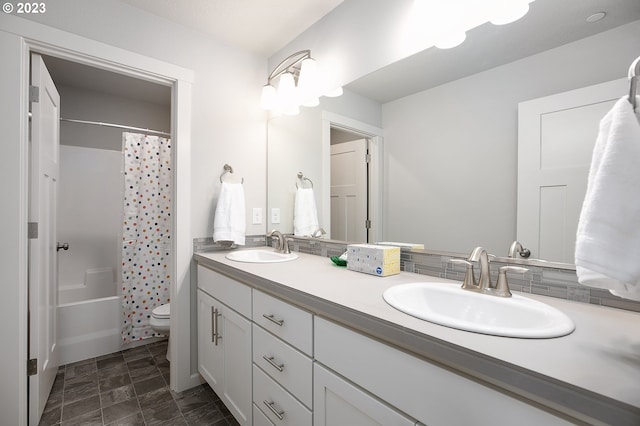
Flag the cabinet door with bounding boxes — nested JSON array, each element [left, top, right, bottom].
[[314, 364, 416, 426], [220, 304, 252, 426], [197, 289, 223, 391]]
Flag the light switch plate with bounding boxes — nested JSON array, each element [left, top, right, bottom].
[[252, 207, 262, 224], [271, 208, 281, 224]]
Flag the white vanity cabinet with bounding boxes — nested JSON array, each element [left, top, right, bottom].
[[315, 317, 571, 426], [314, 363, 416, 426], [197, 266, 252, 426], [251, 290, 313, 425]]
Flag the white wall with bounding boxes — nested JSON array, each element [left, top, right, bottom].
[[58, 84, 171, 151], [0, 29, 29, 426], [382, 21, 640, 254]]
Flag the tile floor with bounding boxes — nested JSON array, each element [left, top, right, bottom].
[[38, 340, 240, 426]]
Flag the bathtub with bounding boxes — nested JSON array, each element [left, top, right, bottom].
[[57, 295, 123, 365]]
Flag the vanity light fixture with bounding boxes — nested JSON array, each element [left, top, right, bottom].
[[410, 0, 535, 50], [261, 49, 342, 116], [488, 0, 532, 25]]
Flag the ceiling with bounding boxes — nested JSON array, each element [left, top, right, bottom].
[[119, 0, 344, 57], [346, 0, 640, 103], [44, 0, 639, 107]]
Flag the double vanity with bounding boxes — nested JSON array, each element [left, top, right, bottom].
[[194, 247, 640, 426]]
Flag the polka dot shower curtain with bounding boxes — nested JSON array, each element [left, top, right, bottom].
[[121, 132, 172, 343]]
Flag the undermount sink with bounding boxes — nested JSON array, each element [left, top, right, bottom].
[[383, 282, 575, 338], [225, 249, 298, 263]]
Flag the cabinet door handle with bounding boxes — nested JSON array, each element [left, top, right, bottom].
[[211, 306, 218, 343], [262, 313, 284, 326], [262, 355, 284, 372], [211, 307, 222, 345], [263, 400, 285, 421]]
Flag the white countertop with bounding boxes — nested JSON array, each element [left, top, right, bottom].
[[194, 248, 640, 423]]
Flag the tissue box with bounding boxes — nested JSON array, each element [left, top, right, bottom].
[[347, 244, 400, 277]]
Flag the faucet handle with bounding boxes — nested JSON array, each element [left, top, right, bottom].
[[495, 266, 529, 297], [449, 258, 477, 290]]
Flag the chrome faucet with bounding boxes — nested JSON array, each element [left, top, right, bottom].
[[267, 229, 291, 254], [450, 247, 528, 298], [507, 241, 531, 259]]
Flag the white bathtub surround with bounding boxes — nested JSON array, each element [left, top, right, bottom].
[[58, 145, 122, 301], [122, 132, 173, 343], [57, 296, 121, 365]]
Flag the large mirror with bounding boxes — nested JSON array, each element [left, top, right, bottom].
[[267, 0, 640, 264]]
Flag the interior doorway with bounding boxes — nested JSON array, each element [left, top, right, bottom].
[[330, 127, 370, 242], [322, 112, 383, 244], [28, 53, 172, 425]]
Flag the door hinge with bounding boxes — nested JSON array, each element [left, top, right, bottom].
[[28, 222, 38, 239], [27, 359, 38, 376], [29, 85, 39, 103], [365, 153, 371, 163], [365, 219, 371, 229]]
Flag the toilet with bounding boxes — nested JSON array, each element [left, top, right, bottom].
[[150, 303, 171, 361]]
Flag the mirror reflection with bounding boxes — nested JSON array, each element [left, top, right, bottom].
[[267, 0, 640, 264]]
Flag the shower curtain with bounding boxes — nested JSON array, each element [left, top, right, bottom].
[[121, 132, 172, 343]]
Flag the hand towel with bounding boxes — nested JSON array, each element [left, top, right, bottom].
[[293, 187, 320, 236], [213, 182, 246, 246], [575, 96, 640, 301]]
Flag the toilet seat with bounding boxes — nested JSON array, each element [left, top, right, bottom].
[[152, 303, 170, 319]]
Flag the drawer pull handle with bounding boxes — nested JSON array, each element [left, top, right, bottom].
[[263, 400, 285, 420], [263, 355, 284, 372], [262, 313, 284, 327], [211, 307, 222, 346]]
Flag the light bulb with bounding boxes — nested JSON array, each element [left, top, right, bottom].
[[434, 31, 466, 49], [489, 0, 530, 25], [325, 86, 343, 97], [260, 84, 276, 110], [276, 72, 299, 115], [298, 57, 320, 107]]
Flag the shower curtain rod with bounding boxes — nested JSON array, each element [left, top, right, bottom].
[[60, 118, 171, 137]]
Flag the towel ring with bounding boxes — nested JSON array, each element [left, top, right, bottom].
[[629, 55, 640, 111], [296, 172, 313, 189], [220, 164, 244, 184]]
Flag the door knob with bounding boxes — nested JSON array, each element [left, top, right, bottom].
[[56, 242, 69, 252]]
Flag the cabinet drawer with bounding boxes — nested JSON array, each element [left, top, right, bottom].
[[253, 324, 313, 408], [253, 290, 313, 356], [253, 365, 312, 426], [253, 403, 275, 426], [197, 265, 251, 318]]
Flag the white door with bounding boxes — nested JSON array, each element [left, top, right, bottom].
[[197, 289, 223, 390], [517, 78, 627, 263], [29, 53, 60, 425], [220, 304, 252, 426], [330, 139, 368, 242]]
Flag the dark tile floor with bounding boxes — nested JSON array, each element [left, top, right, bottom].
[[39, 340, 240, 426]]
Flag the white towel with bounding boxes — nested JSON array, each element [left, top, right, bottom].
[[213, 182, 246, 246], [575, 96, 640, 301], [293, 187, 320, 236]]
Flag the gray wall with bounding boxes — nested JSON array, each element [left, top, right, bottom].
[[58, 84, 170, 151], [382, 21, 640, 255]]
